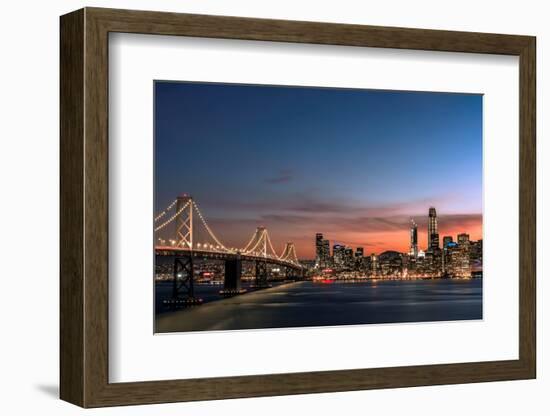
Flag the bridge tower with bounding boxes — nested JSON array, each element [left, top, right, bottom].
[[246, 227, 269, 287], [280, 242, 297, 262], [168, 194, 202, 307], [258, 227, 267, 257], [246, 226, 267, 256], [280, 242, 299, 279], [175, 194, 193, 249]]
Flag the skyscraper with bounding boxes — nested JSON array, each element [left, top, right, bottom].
[[355, 247, 364, 271], [410, 219, 418, 257], [370, 253, 378, 275], [344, 247, 354, 268], [456, 233, 471, 277], [442, 236, 453, 274], [315, 233, 331, 268], [315, 233, 324, 268], [457, 233, 470, 245], [470, 239, 482, 262], [428, 207, 439, 250], [321, 239, 330, 267], [333, 244, 345, 267], [470, 239, 483, 274]]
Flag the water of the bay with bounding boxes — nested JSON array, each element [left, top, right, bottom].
[[155, 279, 482, 332]]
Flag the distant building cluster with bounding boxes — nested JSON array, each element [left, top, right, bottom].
[[313, 207, 482, 279]]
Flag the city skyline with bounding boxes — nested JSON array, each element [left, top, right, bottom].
[[312, 208, 482, 259], [313, 206, 481, 279], [155, 81, 482, 258], [314, 207, 483, 260]]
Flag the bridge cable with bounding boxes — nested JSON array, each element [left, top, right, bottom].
[[245, 229, 267, 255], [265, 230, 281, 259], [154, 200, 190, 233], [192, 201, 229, 251], [154, 199, 178, 223], [241, 230, 260, 253]]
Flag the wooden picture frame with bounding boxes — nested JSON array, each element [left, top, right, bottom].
[[60, 7, 536, 408]]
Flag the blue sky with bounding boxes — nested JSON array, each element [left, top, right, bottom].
[[155, 81, 482, 257]]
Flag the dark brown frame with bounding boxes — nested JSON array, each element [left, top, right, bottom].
[[60, 7, 536, 408]]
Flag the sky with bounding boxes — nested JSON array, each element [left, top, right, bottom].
[[154, 81, 482, 259]]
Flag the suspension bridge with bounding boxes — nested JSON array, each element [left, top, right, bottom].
[[155, 194, 304, 306]]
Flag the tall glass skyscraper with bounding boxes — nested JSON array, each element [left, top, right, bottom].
[[410, 219, 418, 257], [315, 233, 324, 267], [315, 233, 330, 268], [428, 207, 439, 250]]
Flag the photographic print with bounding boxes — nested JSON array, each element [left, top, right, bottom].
[[154, 81, 483, 333]]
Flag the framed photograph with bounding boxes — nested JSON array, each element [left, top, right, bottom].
[[60, 7, 536, 408]]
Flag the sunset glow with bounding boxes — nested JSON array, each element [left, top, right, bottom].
[[154, 82, 482, 259]]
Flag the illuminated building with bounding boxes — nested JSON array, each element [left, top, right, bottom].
[[378, 251, 403, 276], [406, 252, 417, 274], [322, 240, 330, 266], [445, 241, 460, 276], [470, 239, 483, 276], [470, 239, 482, 262], [442, 234, 471, 278], [315, 234, 323, 267], [315, 233, 331, 268], [442, 236, 453, 274], [370, 253, 378, 275], [456, 233, 471, 277], [428, 207, 439, 251], [344, 247, 354, 269], [333, 244, 346, 268], [402, 252, 410, 274], [354, 247, 365, 271], [457, 233, 470, 245], [409, 219, 418, 257]]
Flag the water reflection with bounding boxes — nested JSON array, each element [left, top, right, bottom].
[[156, 279, 482, 333]]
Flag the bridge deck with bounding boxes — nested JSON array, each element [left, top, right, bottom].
[[155, 246, 303, 269]]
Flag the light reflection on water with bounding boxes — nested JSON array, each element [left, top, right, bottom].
[[156, 279, 482, 331]]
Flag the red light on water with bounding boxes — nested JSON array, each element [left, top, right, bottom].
[[321, 279, 334, 284]]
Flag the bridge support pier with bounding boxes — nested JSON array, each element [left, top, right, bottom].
[[224, 258, 242, 293], [168, 256, 202, 309], [285, 266, 294, 280], [255, 260, 269, 288]]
